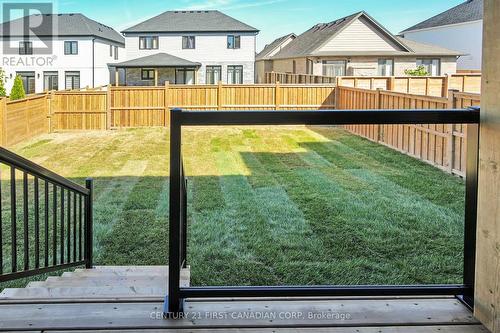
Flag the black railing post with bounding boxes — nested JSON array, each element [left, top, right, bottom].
[[166, 108, 183, 315], [181, 164, 188, 269], [84, 178, 94, 269], [461, 106, 480, 310]]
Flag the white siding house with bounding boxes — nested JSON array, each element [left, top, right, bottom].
[[116, 11, 259, 85], [400, 0, 483, 71], [0, 14, 125, 94]]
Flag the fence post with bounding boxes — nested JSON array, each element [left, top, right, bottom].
[[425, 78, 430, 96], [0, 98, 6, 146], [164, 81, 170, 126], [446, 89, 458, 173], [106, 85, 112, 130], [84, 178, 94, 269], [217, 81, 223, 110], [442, 75, 450, 97], [275, 81, 281, 111], [334, 85, 341, 109], [335, 76, 342, 87], [375, 88, 382, 142], [47, 91, 53, 133], [387, 77, 395, 91]]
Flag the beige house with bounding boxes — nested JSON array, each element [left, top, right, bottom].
[[256, 12, 462, 83]]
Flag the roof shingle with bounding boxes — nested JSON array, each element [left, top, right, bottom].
[[122, 10, 258, 34], [110, 53, 201, 67], [401, 0, 483, 33], [0, 13, 124, 45], [256, 33, 296, 60]]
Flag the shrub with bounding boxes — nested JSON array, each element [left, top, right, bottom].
[[404, 65, 430, 77], [10, 75, 26, 100], [0, 69, 6, 97]]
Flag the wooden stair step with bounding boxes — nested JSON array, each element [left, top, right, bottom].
[[32, 276, 181, 288], [0, 286, 167, 299]]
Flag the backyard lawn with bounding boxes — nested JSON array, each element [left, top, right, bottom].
[[1, 126, 465, 288]]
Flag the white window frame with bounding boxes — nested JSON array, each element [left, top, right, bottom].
[[416, 58, 441, 76], [322, 60, 346, 77], [377, 58, 394, 76]]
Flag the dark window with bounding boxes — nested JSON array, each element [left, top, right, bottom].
[[110, 45, 113, 57], [19, 41, 33, 55], [44, 72, 58, 91], [64, 41, 78, 55], [306, 59, 314, 74], [114, 46, 118, 60], [16, 72, 35, 94], [227, 35, 241, 49], [175, 68, 195, 84], [141, 69, 155, 80], [139, 36, 159, 50], [206, 66, 221, 84], [182, 36, 196, 49], [227, 65, 243, 84], [65, 71, 80, 90]]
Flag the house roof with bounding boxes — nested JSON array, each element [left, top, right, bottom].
[[271, 12, 412, 59], [110, 53, 201, 67], [122, 10, 259, 34], [256, 33, 296, 61], [401, 0, 483, 33], [0, 13, 125, 45], [270, 11, 462, 59]]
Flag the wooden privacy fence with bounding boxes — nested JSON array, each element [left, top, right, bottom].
[[265, 72, 337, 84], [109, 83, 336, 127], [338, 74, 481, 97], [265, 72, 481, 96], [0, 83, 336, 144], [339, 86, 481, 177], [0, 95, 50, 146]]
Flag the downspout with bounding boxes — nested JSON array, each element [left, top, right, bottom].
[[92, 38, 95, 88]]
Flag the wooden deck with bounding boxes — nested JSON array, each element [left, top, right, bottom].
[[0, 266, 489, 332]]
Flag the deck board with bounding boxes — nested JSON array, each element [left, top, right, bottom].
[[0, 297, 478, 331], [48, 327, 488, 333]]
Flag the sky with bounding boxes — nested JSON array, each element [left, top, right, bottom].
[[3, 0, 464, 51]]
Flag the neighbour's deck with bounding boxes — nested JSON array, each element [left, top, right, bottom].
[[0, 267, 488, 332]]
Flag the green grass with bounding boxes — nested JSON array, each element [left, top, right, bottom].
[[0, 126, 465, 289]]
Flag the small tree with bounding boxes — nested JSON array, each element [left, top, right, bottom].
[[404, 65, 430, 77], [0, 68, 6, 97], [10, 75, 26, 101]]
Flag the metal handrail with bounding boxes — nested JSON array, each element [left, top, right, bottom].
[[167, 107, 480, 315], [0, 147, 93, 283], [0, 147, 89, 195]]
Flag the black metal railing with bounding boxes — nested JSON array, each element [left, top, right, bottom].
[[0, 147, 93, 283], [167, 107, 480, 314]]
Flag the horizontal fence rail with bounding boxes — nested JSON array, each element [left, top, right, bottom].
[[167, 108, 480, 315], [264, 72, 481, 96], [0, 147, 93, 282]]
